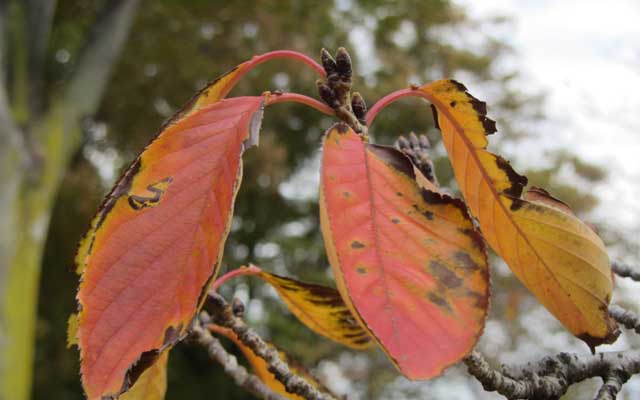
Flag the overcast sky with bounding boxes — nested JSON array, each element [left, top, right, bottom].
[[457, 0, 640, 240]]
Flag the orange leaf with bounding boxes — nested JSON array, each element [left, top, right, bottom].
[[257, 269, 373, 349], [75, 81, 265, 398], [418, 80, 618, 348], [319, 123, 489, 379], [73, 49, 334, 399], [210, 325, 333, 400], [120, 352, 168, 400], [212, 265, 372, 349]]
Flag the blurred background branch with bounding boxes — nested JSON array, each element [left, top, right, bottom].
[[612, 262, 640, 282], [0, 1, 140, 399]]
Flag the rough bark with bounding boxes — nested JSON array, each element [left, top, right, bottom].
[[191, 313, 287, 400], [465, 305, 640, 399], [205, 293, 337, 400]]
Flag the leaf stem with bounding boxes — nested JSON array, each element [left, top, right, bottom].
[[265, 92, 335, 116], [210, 264, 262, 292], [218, 50, 326, 99], [248, 50, 327, 77], [366, 87, 419, 126]]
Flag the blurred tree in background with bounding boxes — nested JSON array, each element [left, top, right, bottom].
[[0, 0, 624, 399]]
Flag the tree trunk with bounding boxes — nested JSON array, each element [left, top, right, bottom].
[[0, 0, 140, 397], [1, 110, 79, 399]]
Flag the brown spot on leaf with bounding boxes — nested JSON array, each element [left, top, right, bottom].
[[391, 218, 400, 224], [429, 261, 462, 289], [494, 155, 528, 199], [427, 292, 452, 312], [450, 100, 457, 108], [460, 228, 485, 251], [469, 98, 487, 115], [450, 80, 468, 91], [510, 197, 526, 211], [196, 264, 219, 308], [421, 190, 448, 205], [335, 122, 350, 134], [95, 158, 141, 229], [120, 349, 160, 396], [163, 324, 183, 346], [464, 289, 488, 309], [367, 144, 416, 180], [354, 337, 372, 345], [524, 186, 574, 215], [356, 266, 368, 274], [351, 241, 366, 249], [454, 251, 480, 272], [127, 177, 173, 211], [430, 104, 440, 130], [480, 116, 497, 134], [343, 191, 351, 198]]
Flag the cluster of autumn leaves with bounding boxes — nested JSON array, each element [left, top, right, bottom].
[[70, 49, 619, 399]]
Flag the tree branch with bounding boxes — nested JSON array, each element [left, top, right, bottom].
[[609, 304, 640, 335], [61, 0, 140, 135], [465, 349, 640, 400], [205, 293, 337, 400], [190, 313, 287, 400], [612, 262, 640, 282]]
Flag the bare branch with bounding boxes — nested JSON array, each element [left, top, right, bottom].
[[61, 0, 140, 132], [609, 305, 640, 335], [612, 262, 640, 282], [205, 293, 337, 400], [26, 0, 57, 116], [465, 350, 640, 400], [190, 314, 286, 400], [594, 370, 628, 400]]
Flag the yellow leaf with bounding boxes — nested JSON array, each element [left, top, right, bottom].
[[257, 270, 373, 350], [215, 265, 373, 350], [120, 352, 168, 400], [66, 313, 78, 349], [419, 80, 618, 348]]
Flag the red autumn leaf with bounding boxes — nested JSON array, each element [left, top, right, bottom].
[[73, 49, 333, 399], [75, 95, 264, 399], [320, 123, 489, 380]]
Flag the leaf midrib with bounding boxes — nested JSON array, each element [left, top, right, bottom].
[[425, 89, 609, 313]]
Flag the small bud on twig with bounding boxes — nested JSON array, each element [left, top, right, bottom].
[[320, 48, 337, 76], [335, 47, 352, 81], [232, 298, 245, 317], [351, 92, 367, 125], [316, 80, 338, 108]]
